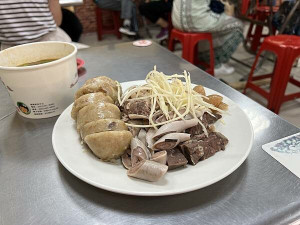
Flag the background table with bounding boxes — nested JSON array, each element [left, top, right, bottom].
[[0, 42, 299, 225]]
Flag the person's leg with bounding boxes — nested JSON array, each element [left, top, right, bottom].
[[39, 27, 72, 42], [139, 0, 172, 39], [139, 1, 162, 24], [156, 18, 168, 28], [122, 0, 139, 32], [119, 0, 138, 35], [94, 0, 121, 11], [198, 29, 243, 75], [130, 3, 139, 33], [120, 0, 133, 19], [60, 8, 83, 42], [214, 30, 243, 65]]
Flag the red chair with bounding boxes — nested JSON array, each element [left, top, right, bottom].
[[244, 0, 281, 52], [244, 35, 300, 114], [168, 29, 214, 76], [95, 8, 121, 40], [241, 0, 251, 16]]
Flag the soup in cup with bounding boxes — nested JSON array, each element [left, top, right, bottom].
[[0, 41, 78, 119]]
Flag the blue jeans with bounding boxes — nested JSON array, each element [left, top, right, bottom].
[[94, 0, 138, 32]]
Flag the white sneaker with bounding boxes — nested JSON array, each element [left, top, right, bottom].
[[119, 26, 136, 36], [214, 64, 235, 76], [223, 63, 235, 74]]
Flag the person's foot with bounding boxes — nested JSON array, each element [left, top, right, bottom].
[[214, 64, 235, 76], [156, 28, 168, 41], [119, 25, 136, 36], [223, 63, 235, 74]]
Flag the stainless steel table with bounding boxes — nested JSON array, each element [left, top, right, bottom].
[[0, 42, 299, 225]]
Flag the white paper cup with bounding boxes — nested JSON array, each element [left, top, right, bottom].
[[0, 41, 78, 119]]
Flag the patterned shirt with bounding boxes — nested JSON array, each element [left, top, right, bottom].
[[0, 0, 57, 45]]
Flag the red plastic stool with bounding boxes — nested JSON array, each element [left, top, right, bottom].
[[95, 8, 121, 40], [247, 7, 279, 52], [168, 29, 214, 76], [244, 35, 300, 114], [243, 0, 281, 52]]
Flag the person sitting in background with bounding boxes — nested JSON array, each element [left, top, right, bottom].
[[94, 0, 139, 36], [139, 0, 173, 41], [60, 8, 83, 42], [272, 0, 300, 35], [0, 0, 71, 50], [172, 0, 243, 76]]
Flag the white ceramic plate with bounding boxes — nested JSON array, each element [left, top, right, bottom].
[[52, 80, 254, 196]]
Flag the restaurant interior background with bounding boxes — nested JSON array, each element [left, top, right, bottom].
[[1, 1, 300, 224], [70, 0, 300, 127]]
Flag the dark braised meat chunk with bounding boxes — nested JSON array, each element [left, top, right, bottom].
[[166, 148, 188, 170], [202, 112, 222, 125], [186, 112, 222, 136], [198, 132, 228, 160], [180, 132, 228, 165], [180, 138, 205, 165], [186, 124, 204, 136], [124, 99, 151, 117]]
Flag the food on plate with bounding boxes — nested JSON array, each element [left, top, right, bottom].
[[204, 94, 225, 109], [127, 160, 168, 182], [84, 76, 118, 89], [130, 137, 152, 167], [152, 118, 199, 139], [218, 102, 228, 111], [166, 148, 188, 170], [152, 133, 191, 150], [80, 119, 127, 140], [118, 67, 229, 182], [71, 92, 114, 120], [75, 76, 119, 101], [193, 85, 206, 96], [85, 131, 132, 160], [71, 68, 229, 182], [137, 128, 147, 146], [71, 76, 130, 161], [121, 149, 132, 169], [151, 150, 167, 165], [145, 128, 156, 149], [76, 103, 121, 131], [180, 132, 228, 164]]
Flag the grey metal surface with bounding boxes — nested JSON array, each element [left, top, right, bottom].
[[0, 42, 299, 225], [0, 81, 15, 120]]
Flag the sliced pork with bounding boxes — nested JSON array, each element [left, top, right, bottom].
[[127, 160, 168, 182], [151, 151, 167, 165], [121, 149, 132, 169], [153, 133, 191, 150], [131, 137, 151, 167], [153, 118, 199, 139]]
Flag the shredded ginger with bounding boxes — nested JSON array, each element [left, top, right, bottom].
[[118, 67, 225, 136]]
